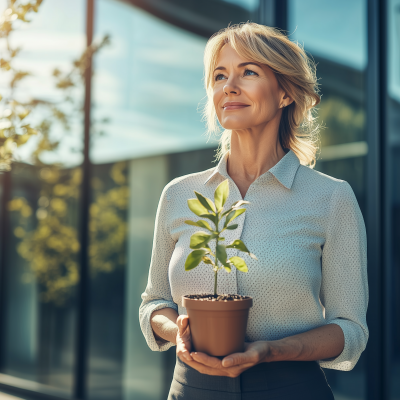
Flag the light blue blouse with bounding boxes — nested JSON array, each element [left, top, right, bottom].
[[139, 149, 369, 371]]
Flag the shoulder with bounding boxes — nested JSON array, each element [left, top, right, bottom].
[[296, 164, 354, 196], [296, 164, 344, 189], [298, 166, 362, 225], [294, 165, 359, 212], [162, 167, 216, 200]]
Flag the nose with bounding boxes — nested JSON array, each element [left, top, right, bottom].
[[223, 80, 240, 95]]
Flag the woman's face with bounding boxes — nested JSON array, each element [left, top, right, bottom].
[[213, 43, 289, 131]]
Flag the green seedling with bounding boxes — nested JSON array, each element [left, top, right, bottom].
[[184, 179, 257, 295]]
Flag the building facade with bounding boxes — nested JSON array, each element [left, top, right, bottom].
[[0, 0, 398, 399]]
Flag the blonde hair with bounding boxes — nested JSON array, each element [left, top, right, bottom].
[[203, 22, 321, 168]]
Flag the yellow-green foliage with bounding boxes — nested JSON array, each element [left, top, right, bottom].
[[0, 0, 110, 170], [0, 0, 43, 170], [2, 0, 120, 306], [89, 163, 129, 276], [9, 162, 129, 305]]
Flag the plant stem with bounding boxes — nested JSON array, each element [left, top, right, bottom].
[[214, 259, 218, 295], [214, 213, 219, 296]]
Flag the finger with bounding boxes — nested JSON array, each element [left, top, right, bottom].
[[183, 359, 229, 377], [190, 352, 222, 369], [222, 352, 252, 367], [177, 342, 192, 361], [178, 349, 193, 362], [176, 337, 192, 361]]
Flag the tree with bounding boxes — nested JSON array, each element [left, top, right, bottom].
[[1, 0, 128, 305]]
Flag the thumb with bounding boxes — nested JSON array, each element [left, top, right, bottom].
[[222, 352, 248, 367], [176, 315, 189, 334]]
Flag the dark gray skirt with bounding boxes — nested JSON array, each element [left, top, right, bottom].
[[168, 356, 335, 400]]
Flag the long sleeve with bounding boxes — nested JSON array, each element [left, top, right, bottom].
[[139, 184, 178, 352], [318, 181, 369, 371]]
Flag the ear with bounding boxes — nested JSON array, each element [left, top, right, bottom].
[[279, 92, 294, 108]]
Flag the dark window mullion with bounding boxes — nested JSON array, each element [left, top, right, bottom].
[[366, 0, 387, 399], [0, 171, 11, 373], [381, 0, 392, 398], [274, 0, 287, 32], [73, 0, 94, 398]]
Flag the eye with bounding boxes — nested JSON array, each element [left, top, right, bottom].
[[214, 73, 226, 81], [244, 69, 258, 77]]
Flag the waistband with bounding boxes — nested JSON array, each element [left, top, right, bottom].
[[173, 355, 327, 394]]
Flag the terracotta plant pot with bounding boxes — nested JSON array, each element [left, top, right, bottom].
[[182, 295, 253, 357]]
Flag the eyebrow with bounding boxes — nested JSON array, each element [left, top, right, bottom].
[[213, 62, 262, 73]]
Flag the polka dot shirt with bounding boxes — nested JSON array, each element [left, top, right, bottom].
[[139, 149, 368, 371]]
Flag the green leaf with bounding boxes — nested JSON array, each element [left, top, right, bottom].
[[200, 213, 218, 226], [195, 191, 216, 213], [226, 239, 250, 253], [190, 231, 212, 249], [197, 220, 213, 231], [202, 256, 215, 266], [187, 199, 208, 216], [185, 249, 207, 270], [214, 179, 229, 211], [224, 208, 246, 227], [228, 256, 248, 272], [218, 237, 225, 241], [184, 220, 213, 231], [226, 239, 257, 259], [185, 220, 199, 226], [225, 224, 238, 230], [223, 264, 232, 273], [216, 244, 227, 265]]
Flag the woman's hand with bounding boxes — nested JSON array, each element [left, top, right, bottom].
[[176, 315, 193, 363], [180, 339, 272, 378]]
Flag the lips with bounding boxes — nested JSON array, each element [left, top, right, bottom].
[[222, 102, 250, 110]]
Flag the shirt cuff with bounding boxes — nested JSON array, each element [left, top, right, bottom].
[[317, 319, 366, 371], [139, 299, 178, 352]]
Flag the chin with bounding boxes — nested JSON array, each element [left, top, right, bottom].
[[220, 118, 252, 131]]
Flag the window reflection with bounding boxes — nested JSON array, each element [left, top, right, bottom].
[[87, 162, 129, 400], [288, 0, 367, 200], [0, 0, 86, 394], [4, 164, 77, 393], [288, 1, 367, 399], [91, 1, 210, 164]]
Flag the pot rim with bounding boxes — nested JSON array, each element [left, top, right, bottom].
[[182, 295, 253, 311]]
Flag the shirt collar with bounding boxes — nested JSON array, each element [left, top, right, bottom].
[[204, 149, 300, 190]]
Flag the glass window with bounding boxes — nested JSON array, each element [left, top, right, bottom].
[[288, 1, 368, 399], [288, 0, 368, 215], [0, 0, 86, 395], [90, 1, 209, 164], [387, 1, 400, 399]]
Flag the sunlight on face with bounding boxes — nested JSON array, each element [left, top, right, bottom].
[[213, 43, 285, 131]]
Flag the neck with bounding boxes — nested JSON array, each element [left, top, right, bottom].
[[227, 122, 286, 185]]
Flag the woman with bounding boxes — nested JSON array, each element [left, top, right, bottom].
[[139, 23, 368, 400]]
